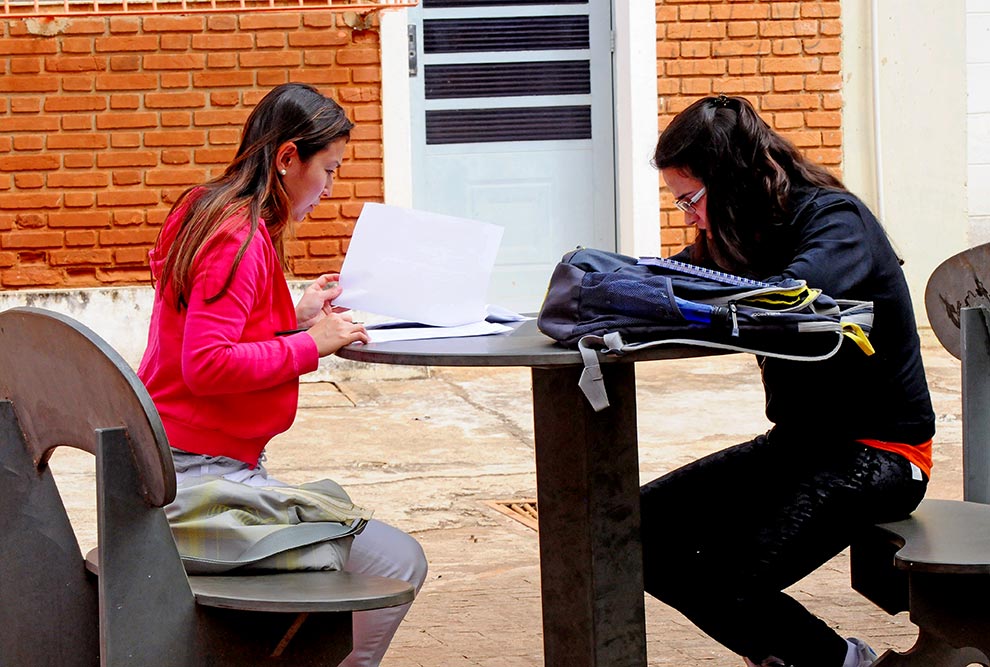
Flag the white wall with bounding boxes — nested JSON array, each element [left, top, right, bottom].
[[969, 0, 990, 245], [842, 0, 969, 325]]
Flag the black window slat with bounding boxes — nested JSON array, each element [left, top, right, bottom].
[[423, 16, 589, 53], [426, 105, 591, 144], [425, 61, 590, 99]]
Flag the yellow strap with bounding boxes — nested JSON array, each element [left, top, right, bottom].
[[842, 322, 875, 356]]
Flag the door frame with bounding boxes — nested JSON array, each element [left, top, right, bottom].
[[380, 3, 661, 257]]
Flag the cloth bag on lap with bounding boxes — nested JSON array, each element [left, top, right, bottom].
[[165, 476, 371, 574]]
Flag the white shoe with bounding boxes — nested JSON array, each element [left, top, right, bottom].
[[846, 637, 878, 666]]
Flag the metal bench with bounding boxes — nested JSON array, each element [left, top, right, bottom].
[[849, 253, 990, 666], [0, 306, 413, 666]]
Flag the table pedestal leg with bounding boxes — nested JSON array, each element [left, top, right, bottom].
[[531, 363, 647, 667]]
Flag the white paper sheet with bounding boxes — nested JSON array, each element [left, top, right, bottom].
[[367, 321, 512, 344], [335, 203, 504, 327]]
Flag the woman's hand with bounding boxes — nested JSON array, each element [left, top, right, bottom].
[[295, 273, 343, 329], [306, 311, 369, 357]]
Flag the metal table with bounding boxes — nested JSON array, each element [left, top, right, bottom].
[[338, 319, 720, 667]]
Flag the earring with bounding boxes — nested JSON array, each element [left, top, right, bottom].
[[280, 169, 287, 176]]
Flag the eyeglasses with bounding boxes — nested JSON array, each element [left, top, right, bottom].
[[674, 186, 706, 213]]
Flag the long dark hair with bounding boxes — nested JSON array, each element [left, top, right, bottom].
[[654, 95, 845, 275], [156, 83, 353, 309]]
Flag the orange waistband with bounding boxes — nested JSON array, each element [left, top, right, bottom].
[[857, 438, 933, 478]]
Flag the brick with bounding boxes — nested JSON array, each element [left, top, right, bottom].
[[804, 37, 841, 55], [162, 111, 193, 128], [162, 73, 191, 88], [142, 16, 205, 33], [95, 35, 159, 52], [352, 67, 382, 84], [14, 173, 45, 188], [143, 53, 206, 70], [728, 58, 760, 76], [64, 154, 95, 168], [2, 267, 61, 287], [144, 169, 208, 186], [2, 230, 63, 248], [257, 70, 290, 87], [50, 248, 113, 265], [15, 213, 45, 228], [43, 54, 108, 74], [161, 149, 191, 164], [62, 76, 94, 92], [98, 228, 160, 244], [308, 239, 340, 256], [144, 92, 207, 109], [112, 170, 142, 186], [238, 51, 302, 68], [44, 95, 107, 112], [96, 152, 158, 168], [64, 192, 96, 207], [191, 33, 253, 50], [61, 37, 94, 53], [821, 56, 841, 73], [772, 38, 803, 56], [109, 93, 140, 110], [112, 210, 146, 225], [292, 257, 342, 274], [95, 268, 154, 284], [0, 39, 58, 56], [111, 133, 142, 148], [208, 128, 241, 145], [805, 111, 842, 128], [95, 73, 157, 91], [804, 3, 841, 19], [337, 87, 381, 104], [210, 91, 240, 107], [10, 57, 43, 74], [821, 19, 841, 36], [206, 52, 238, 69], [161, 34, 192, 51], [13, 135, 44, 151], [761, 93, 822, 110], [192, 109, 251, 127], [193, 71, 253, 88], [239, 14, 300, 30], [48, 172, 110, 188], [335, 48, 379, 66], [0, 154, 60, 171], [759, 20, 820, 38], [194, 147, 236, 164], [109, 17, 140, 34], [774, 111, 806, 129], [114, 247, 150, 264], [711, 4, 771, 21], [47, 134, 110, 151], [712, 40, 771, 57], [256, 32, 286, 49], [110, 54, 141, 72], [290, 31, 350, 48], [302, 13, 339, 29], [666, 59, 728, 77], [95, 112, 158, 130], [727, 22, 759, 38], [143, 131, 207, 147], [207, 16, 238, 31], [679, 5, 711, 21], [66, 230, 97, 245], [0, 76, 59, 93], [63, 18, 106, 34], [0, 116, 59, 132], [760, 57, 820, 74], [96, 189, 161, 206]]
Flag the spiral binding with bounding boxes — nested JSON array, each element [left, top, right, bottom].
[[637, 257, 772, 288]]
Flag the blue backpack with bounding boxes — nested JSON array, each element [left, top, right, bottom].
[[537, 248, 875, 410]]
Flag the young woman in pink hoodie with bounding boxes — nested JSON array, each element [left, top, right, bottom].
[[138, 83, 427, 667]]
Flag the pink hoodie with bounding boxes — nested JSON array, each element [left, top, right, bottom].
[[138, 204, 319, 466]]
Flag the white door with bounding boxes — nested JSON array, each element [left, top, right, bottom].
[[408, 0, 616, 313]]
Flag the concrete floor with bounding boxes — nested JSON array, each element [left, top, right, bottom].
[[49, 329, 963, 666]]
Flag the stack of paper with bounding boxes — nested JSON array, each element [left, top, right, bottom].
[[333, 203, 526, 344]]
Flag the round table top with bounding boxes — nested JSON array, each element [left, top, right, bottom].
[[336, 319, 724, 368]]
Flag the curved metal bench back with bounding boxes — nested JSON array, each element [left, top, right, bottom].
[[0, 306, 175, 507]]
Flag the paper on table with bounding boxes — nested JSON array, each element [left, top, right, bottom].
[[335, 203, 504, 327], [368, 321, 512, 344]]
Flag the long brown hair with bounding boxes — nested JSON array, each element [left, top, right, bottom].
[[156, 83, 353, 309], [654, 95, 845, 276]]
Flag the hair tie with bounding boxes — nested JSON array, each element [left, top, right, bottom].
[[715, 94, 731, 108]]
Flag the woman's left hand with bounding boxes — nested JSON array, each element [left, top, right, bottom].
[[295, 273, 345, 329]]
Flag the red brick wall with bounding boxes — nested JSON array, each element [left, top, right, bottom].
[[0, 12, 384, 290], [656, 0, 842, 256]]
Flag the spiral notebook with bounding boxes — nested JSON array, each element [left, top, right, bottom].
[[636, 257, 772, 288]]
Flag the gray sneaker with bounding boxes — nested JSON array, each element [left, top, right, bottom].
[[846, 637, 878, 666]]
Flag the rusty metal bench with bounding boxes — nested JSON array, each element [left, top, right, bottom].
[[0, 306, 413, 666], [849, 253, 990, 666]]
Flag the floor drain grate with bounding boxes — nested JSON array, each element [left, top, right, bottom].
[[486, 498, 538, 532]]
